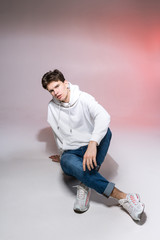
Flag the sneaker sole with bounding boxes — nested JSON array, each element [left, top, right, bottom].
[[130, 203, 145, 221], [119, 201, 145, 221], [136, 203, 145, 221], [73, 205, 89, 213]]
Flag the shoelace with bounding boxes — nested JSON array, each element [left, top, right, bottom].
[[130, 195, 138, 205], [77, 187, 86, 200], [73, 185, 87, 200], [119, 194, 139, 207]]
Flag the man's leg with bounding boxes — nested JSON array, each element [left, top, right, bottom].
[[96, 127, 112, 169], [110, 187, 127, 200], [60, 152, 91, 212], [60, 128, 114, 212], [95, 129, 145, 220], [60, 141, 116, 209]]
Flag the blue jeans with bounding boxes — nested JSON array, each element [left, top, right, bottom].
[[60, 128, 115, 197]]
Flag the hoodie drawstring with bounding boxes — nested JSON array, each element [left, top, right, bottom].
[[68, 103, 72, 133], [57, 104, 61, 130], [57, 103, 72, 134]]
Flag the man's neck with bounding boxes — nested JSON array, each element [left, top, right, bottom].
[[63, 89, 70, 103]]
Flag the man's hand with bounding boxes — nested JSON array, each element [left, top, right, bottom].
[[83, 141, 97, 171], [49, 155, 60, 162]]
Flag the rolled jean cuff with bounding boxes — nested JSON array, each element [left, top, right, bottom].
[[103, 182, 115, 198]]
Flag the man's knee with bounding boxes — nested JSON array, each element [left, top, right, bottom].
[[60, 155, 70, 174], [60, 153, 82, 176]]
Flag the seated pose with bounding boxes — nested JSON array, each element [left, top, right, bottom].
[[41, 69, 145, 221]]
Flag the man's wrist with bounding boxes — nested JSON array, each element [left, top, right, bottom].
[[89, 141, 98, 146]]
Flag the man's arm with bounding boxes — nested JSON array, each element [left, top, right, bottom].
[[82, 93, 110, 171], [82, 92, 110, 145]]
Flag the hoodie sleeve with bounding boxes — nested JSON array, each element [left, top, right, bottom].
[[83, 93, 111, 145]]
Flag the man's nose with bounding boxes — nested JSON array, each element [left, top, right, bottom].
[[54, 89, 58, 96]]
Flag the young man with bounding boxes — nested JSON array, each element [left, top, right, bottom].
[[41, 69, 145, 221]]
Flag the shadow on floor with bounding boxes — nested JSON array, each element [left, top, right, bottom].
[[119, 207, 147, 225], [37, 127, 58, 154]]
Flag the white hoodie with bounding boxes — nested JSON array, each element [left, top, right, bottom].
[[47, 83, 110, 153]]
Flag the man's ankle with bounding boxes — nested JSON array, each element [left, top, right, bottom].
[[110, 187, 127, 200]]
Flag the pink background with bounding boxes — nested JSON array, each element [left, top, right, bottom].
[[0, 0, 160, 130]]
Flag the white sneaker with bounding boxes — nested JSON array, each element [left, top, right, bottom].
[[119, 193, 145, 221], [73, 183, 91, 213]]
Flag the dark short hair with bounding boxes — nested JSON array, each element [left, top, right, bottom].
[[41, 69, 65, 89]]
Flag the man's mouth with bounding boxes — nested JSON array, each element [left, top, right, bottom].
[[57, 94, 62, 99]]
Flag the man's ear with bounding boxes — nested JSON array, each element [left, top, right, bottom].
[[64, 80, 69, 88]]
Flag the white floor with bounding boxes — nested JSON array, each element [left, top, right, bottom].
[[0, 123, 160, 240]]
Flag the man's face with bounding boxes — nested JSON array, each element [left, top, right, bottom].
[[47, 80, 70, 103]]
